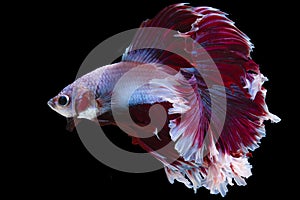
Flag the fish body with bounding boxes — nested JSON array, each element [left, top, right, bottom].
[[48, 3, 280, 196], [48, 62, 175, 121]]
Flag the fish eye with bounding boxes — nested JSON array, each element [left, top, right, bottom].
[[58, 95, 70, 106]]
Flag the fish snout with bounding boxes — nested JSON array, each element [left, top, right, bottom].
[[47, 98, 55, 108]]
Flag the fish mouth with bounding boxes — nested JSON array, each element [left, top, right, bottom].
[[47, 99, 55, 109]]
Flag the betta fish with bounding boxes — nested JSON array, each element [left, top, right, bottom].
[[48, 3, 280, 196]]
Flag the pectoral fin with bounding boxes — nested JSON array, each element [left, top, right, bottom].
[[66, 117, 81, 132]]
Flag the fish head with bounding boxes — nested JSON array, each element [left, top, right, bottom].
[[48, 84, 76, 118], [48, 83, 101, 120]]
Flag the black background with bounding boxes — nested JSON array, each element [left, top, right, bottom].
[[12, 0, 292, 199]]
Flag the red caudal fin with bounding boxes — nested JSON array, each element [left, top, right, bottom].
[[123, 3, 280, 154], [122, 3, 280, 196]]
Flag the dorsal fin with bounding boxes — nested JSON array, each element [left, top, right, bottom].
[[122, 3, 198, 69], [122, 4, 256, 90]]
